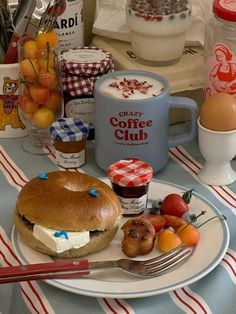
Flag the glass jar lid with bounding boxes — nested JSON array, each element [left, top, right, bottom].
[[107, 159, 153, 187], [213, 0, 236, 22], [50, 118, 89, 142], [60, 47, 114, 76]]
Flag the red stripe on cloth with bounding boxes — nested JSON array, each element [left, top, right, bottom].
[[0, 248, 46, 314], [226, 251, 236, 262], [220, 186, 236, 202], [21, 288, 41, 314], [175, 147, 236, 204], [210, 185, 236, 209], [0, 232, 51, 314], [0, 250, 12, 266], [169, 148, 236, 209], [44, 145, 56, 159], [0, 234, 21, 264], [102, 298, 119, 314], [114, 299, 130, 314], [173, 290, 197, 314], [0, 160, 23, 189], [0, 150, 28, 184], [222, 258, 236, 277], [169, 149, 198, 175], [182, 287, 208, 314], [175, 146, 201, 170], [27, 281, 50, 314]]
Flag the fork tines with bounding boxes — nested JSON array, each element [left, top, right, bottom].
[[143, 245, 194, 277]]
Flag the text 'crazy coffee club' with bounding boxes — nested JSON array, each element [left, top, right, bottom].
[[110, 113, 152, 143]]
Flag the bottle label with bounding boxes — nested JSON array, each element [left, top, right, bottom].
[[54, 0, 84, 49], [65, 98, 94, 127], [205, 42, 236, 99], [55, 149, 85, 168], [61, 49, 107, 63], [118, 194, 147, 215]]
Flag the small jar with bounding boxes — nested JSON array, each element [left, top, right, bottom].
[[204, 0, 236, 99], [50, 118, 88, 169], [107, 159, 153, 216], [60, 47, 114, 140]]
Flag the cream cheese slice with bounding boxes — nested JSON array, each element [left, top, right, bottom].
[[33, 224, 90, 253]]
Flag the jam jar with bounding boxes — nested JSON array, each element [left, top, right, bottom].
[[60, 47, 114, 140], [107, 159, 153, 216], [50, 118, 89, 169]]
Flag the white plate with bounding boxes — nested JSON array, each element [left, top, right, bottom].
[[11, 179, 230, 299]]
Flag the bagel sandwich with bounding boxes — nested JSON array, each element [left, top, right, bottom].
[[14, 171, 122, 258]]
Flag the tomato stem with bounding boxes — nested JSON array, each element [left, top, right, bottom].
[[182, 189, 194, 204], [46, 41, 50, 72], [28, 58, 39, 85], [177, 211, 206, 234], [197, 214, 227, 229]]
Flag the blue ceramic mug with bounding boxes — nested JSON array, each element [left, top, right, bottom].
[[94, 70, 198, 173]]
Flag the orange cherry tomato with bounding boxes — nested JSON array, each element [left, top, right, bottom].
[[177, 224, 200, 246], [157, 227, 182, 253]]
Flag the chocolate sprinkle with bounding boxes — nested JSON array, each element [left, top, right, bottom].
[[128, 0, 191, 19]]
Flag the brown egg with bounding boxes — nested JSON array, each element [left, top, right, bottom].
[[200, 93, 236, 131]]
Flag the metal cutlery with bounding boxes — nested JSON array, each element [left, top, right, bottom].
[[37, 0, 63, 34], [0, 245, 193, 283], [0, 0, 14, 61], [3, 0, 36, 64]]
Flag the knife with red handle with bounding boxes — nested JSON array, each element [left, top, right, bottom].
[[0, 259, 90, 284]]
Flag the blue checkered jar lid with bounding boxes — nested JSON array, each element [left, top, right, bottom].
[[50, 118, 89, 142]]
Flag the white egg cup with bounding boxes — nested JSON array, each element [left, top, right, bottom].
[[197, 118, 236, 186]]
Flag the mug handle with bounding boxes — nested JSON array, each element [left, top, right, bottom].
[[168, 96, 198, 148]]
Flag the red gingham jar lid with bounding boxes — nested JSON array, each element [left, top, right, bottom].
[[213, 0, 236, 22], [60, 47, 114, 76], [107, 159, 153, 187], [62, 72, 103, 96]]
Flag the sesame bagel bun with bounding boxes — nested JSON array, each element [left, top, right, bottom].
[[14, 171, 122, 258]]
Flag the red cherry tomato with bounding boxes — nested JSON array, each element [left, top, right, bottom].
[[163, 214, 187, 230], [161, 193, 189, 217], [141, 214, 166, 233]]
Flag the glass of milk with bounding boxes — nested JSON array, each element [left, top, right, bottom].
[[126, 0, 192, 66]]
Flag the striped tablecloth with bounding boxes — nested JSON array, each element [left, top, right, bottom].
[[0, 137, 235, 314]]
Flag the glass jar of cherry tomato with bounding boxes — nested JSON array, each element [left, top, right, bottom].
[[107, 159, 153, 216]]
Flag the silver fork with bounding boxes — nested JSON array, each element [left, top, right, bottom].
[[0, 245, 193, 283]]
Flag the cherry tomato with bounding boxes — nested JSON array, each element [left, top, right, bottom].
[[161, 193, 189, 217], [163, 214, 187, 230], [157, 227, 182, 253], [177, 224, 200, 246], [141, 214, 166, 233]]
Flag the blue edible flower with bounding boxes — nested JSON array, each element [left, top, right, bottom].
[[88, 189, 99, 197], [54, 230, 69, 240], [38, 172, 48, 180]]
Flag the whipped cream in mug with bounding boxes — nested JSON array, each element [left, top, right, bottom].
[[99, 75, 164, 100]]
